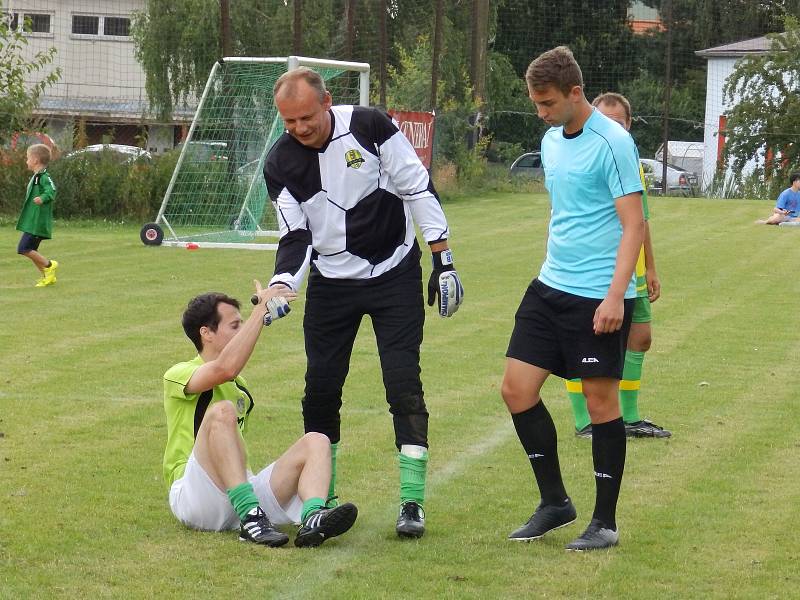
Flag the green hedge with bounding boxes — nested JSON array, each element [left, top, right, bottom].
[[0, 149, 179, 221]]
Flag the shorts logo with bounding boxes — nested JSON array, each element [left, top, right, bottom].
[[345, 149, 365, 169], [581, 357, 600, 363], [237, 396, 245, 413], [594, 471, 613, 479]]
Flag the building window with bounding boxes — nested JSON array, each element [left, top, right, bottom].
[[103, 17, 130, 37], [72, 15, 132, 38], [26, 13, 51, 34], [72, 15, 99, 35]]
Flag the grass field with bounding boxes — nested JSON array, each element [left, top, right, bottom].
[[2, 193, 800, 599]]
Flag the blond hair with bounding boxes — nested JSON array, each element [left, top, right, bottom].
[[592, 92, 632, 123], [27, 143, 51, 166]]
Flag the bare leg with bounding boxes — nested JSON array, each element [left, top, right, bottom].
[[583, 377, 621, 423], [500, 357, 550, 413], [627, 322, 651, 353], [22, 250, 48, 273], [192, 401, 248, 491], [267, 432, 330, 506]]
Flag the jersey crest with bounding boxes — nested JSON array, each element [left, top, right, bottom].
[[345, 149, 365, 169]]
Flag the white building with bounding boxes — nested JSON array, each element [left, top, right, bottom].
[[695, 36, 773, 192], [5, 0, 190, 152]]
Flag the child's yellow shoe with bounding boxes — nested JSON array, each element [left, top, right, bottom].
[[35, 278, 48, 287], [42, 260, 59, 285]]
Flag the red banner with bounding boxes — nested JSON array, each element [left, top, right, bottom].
[[388, 110, 435, 169]]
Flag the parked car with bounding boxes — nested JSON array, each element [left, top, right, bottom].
[[639, 158, 698, 197], [64, 144, 152, 163], [509, 151, 544, 178]]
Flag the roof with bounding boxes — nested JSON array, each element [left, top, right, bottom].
[[656, 141, 704, 159], [32, 97, 195, 123], [695, 35, 777, 58]]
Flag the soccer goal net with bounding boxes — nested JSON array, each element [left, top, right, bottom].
[[141, 56, 370, 250]]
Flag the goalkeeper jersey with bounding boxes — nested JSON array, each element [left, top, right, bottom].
[[162, 356, 254, 487], [264, 105, 449, 289]]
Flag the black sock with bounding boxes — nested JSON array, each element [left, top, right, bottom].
[[591, 417, 626, 530], [511, 401, 568, 506]]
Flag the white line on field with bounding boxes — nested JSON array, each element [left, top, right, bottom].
[[275, 417, 515, 600]]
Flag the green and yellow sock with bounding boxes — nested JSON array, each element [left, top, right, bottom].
[[227, 482, 260, 521], [620, 350, 645, 424], [301, 497, 326, 522], [566, 378, 591, 430], [399, 445, 428, 506]]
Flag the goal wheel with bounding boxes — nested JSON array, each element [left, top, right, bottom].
[[140, 223, 164, 246]]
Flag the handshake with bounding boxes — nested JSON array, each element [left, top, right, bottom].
[[250, 281, 295, 326]]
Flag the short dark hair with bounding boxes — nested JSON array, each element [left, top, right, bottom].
[[273, 67, 327, 102], [182, 292, 240, 352], [790, 173, 800, 185], [525, 46, 583, 96], [592, 92, 632, 123]]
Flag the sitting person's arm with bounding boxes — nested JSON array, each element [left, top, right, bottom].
[[186, 283, 294, 393]]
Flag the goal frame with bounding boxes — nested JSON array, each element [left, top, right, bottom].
[[152, 56, 370, 250]]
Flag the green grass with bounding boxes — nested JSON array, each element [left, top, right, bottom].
[[1, 194, 799, 599]]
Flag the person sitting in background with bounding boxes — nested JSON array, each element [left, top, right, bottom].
[[757, 173, 800, 225]]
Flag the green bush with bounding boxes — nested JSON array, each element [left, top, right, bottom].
[[0, 148, 179, 221]]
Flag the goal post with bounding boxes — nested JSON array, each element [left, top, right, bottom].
[[141, 56, 370, 250]]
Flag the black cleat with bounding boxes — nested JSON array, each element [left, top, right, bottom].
[[575, 424, 593, 438], [565, 518, 619, 551], [239, 507, 289, 547], [396, 501, 425, 538], [508, 499, 577, 541], [625, 419, 671, 438], [294, 502, 358, 548]]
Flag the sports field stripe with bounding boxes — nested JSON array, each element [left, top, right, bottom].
[[276, 417, 515, 600]]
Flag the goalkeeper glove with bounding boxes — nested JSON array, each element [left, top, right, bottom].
[[427, 249, 464, 318], [262, 296, 291, 326]]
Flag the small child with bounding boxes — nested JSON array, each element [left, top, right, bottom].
[[16, 144, 58, 287]]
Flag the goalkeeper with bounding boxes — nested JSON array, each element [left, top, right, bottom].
[[263, 67, 464, 539], [162, 283, 358, 548]]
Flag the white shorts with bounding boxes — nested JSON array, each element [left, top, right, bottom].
[[168, 452, 303, 531]]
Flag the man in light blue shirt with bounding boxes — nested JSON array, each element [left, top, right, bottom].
[[501, 46, 644, 551], [759, 173, 800, 225]]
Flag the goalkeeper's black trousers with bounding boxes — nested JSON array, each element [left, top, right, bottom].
[[301, 258, 428, 449]]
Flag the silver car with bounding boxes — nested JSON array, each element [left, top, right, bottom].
[[639, 158, 698, 197], [509, 151, 544, 178]]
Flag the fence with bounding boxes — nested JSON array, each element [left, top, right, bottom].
[[3, 0, 800, 201]]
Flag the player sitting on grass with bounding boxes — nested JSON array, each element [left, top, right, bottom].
[[162, 284, 357, 548]]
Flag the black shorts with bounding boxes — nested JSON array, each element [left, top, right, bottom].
[[506, 279, 634, 380], [17, 232, 45, 254]]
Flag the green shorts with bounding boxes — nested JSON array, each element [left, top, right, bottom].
[[632, 295, 652, 324]]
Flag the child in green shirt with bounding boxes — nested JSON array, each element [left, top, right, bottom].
[[16, 144, 58, 287]]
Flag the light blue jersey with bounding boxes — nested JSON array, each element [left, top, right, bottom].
[[538, 109, 643, 300]]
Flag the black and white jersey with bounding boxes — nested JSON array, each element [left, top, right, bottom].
[[264, 105, 449, 289]]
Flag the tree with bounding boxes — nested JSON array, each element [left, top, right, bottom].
[[722, 16, 800, 181], [0, 11, 61, 140]]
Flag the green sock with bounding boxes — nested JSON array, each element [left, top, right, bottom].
[[226, 482, 260, 521], [398, 446, 428, 505], [566, 378, 591, 430], [301, 497, 326, 522], [620, 350, 645, 423], [327, 442, 338, 503]]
